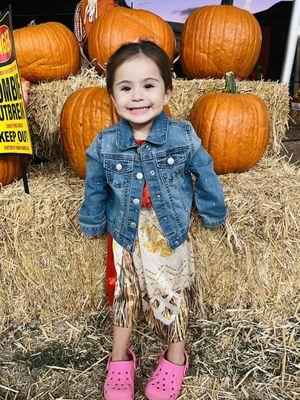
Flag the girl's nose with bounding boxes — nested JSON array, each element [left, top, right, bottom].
[[132, 88, 143, 101]]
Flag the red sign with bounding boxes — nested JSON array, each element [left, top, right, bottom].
[[0, 25, 12, 64]]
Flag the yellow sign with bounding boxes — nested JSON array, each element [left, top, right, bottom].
[[0, 12, 32, 155]]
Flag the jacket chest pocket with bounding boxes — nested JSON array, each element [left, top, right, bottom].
[[156, 152, 186, 184], [104, 157, 133, 188]]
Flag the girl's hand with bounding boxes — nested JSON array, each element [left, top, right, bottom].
[[21, 77, 31, 105]]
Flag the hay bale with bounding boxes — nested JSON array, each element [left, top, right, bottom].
[[0, 158, 299, 324], [27, 68, 289, 161]]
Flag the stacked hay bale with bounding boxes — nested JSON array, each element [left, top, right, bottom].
[[0, 158, 299, 325]]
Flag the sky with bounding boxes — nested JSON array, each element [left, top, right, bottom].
[[129, 0, 293, 22]]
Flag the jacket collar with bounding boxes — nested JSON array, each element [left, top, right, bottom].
[[116, 112, 169, 150]]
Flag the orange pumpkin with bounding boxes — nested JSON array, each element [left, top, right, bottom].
[[80, 0, 116, 38], [0, 155, 28, 187], [188, 72, 270, 174], [87, 7, 176, 70], [14, 22, 80, 83], [180, 0, 262, 79], [60, 87, 119, 178]]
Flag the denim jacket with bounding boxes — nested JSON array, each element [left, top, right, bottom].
[[79, 112, 228, 252]]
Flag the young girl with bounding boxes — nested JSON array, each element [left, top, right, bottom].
[[79, 40, 228, 400]]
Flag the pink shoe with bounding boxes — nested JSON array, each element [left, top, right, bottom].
[[104, 348, 136, 400], [145, 349, 189, 400]]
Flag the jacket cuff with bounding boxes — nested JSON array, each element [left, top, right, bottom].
[[201, 212, 228, 228], [79, 220, 107, 237]]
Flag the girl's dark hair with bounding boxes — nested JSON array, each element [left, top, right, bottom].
[[106, 40, 173, 95]]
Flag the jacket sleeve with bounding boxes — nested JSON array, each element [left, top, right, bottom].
[[78, 133, 108, 236], [186, 124, 228, 228]]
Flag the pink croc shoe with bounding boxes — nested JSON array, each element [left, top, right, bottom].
[[145, 349, 189, 400], [104, 348, 136, 400]]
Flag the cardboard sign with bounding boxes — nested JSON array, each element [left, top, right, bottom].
[[0, 8, 32, 155]]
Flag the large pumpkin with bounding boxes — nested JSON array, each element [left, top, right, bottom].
[[188, 72, 270, 174], [87, 7, 176, 69], [14, 22, 80, 83], [180, 0, 262, 79], [60, 87, 119, 178], [0, 156, 26, 187]]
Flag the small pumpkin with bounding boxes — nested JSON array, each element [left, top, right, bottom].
[[14, 22, 80, 83], [87, 7, 176, 70], [0, 155, 29, 187], [180, 0, 262, 79], [60, 87, 119, 178], [188, 72, 270, 174]]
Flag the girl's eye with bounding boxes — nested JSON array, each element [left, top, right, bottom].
[[144, 83, 154, 89], [121, 86, 131, 92]]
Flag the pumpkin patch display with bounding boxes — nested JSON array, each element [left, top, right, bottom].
[[87, 7, 176, 70], [14, 22, 80, 83], [180, 0, 262, 79], [188, 72, 270, 174], [60, 87, 119, 178]]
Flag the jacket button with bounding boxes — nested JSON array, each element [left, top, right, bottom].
[[133, 198, 140, 205], [136, 172, 143, 180], [150, 170, 155, 176], [167, 157, 174, 165], [156, 194, 161, 200], [116, 163, 122, 171], [130, 222, 136, 228], [146, 145, 151, 150], [126, 244, 131, 250]]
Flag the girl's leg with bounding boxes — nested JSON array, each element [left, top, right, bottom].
[[111, 325, 133, 361], [167, 340, 186, 365]]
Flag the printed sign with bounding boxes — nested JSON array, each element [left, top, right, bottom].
[[0, 8, 32, 155]]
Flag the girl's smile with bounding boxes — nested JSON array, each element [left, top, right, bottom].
[[111, 54, 172, 138], [128, 106, 151, 115]]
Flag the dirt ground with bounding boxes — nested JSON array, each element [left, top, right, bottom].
[[0, 306, 299, 400]]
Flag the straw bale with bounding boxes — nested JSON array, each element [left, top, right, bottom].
[[27, 68, 290, 161], [0, 158, 299, 324]]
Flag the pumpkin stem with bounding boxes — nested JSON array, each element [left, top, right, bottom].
[[224, 71, 237, 94], [221, 1, 234, 5], [28, 20, 36, 26]]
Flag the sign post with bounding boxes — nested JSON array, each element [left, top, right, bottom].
[[0, 6, 32, 193], [281, 0, 300, 85]]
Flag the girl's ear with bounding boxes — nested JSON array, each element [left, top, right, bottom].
[[163, 88, 173, 104]]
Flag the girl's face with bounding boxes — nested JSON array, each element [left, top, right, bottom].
[[111, 54, 172, 136]]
